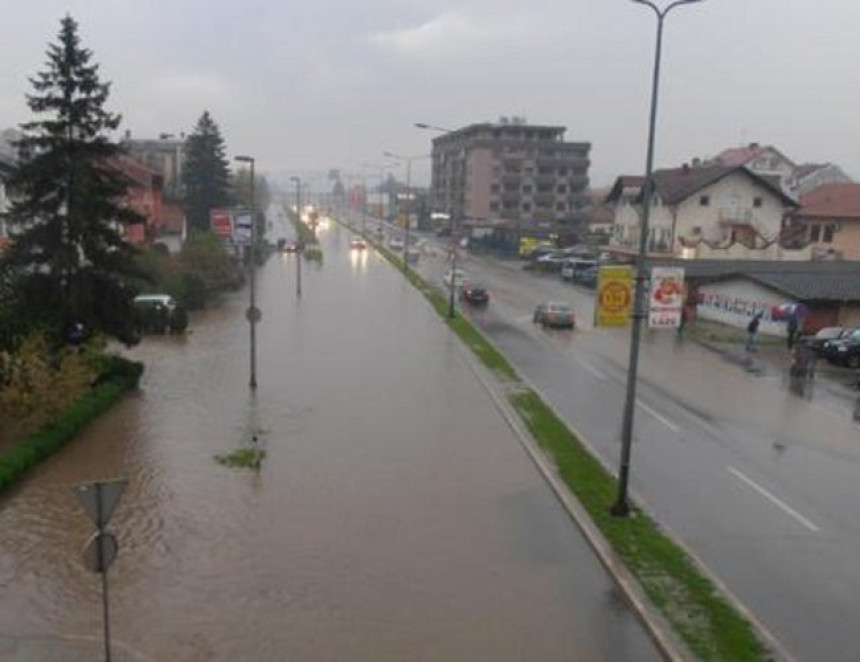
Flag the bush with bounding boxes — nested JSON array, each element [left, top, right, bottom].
[[0, 355, 143, 494]]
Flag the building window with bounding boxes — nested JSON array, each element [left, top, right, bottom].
[[522, 185, 532, 193], [809, 224, 821, 242], [492, 166, 501, 176], [823, 224, 835, 243], [557, 185, 567, 194], [522, 203, 531, 212], [691, 226, 702, 235], [490, 184, 500, 193], [753, 196, 763, 208], [556, 202, 566, 211], [490, 202, 499, 212], [558, 167, 568, 176], [699, 195, 710, 207]]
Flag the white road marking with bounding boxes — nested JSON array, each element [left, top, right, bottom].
[[728, 466, 819, 532], [574, 356, 607, 380], [636, 400, 681, 433]]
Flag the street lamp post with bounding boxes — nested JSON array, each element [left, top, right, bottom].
[[611, 0, 704, 518], [290, 176, 302, 298], [384, 151, 424, 273], [414, 123, 458, 317], [234, 155, 258, 389]]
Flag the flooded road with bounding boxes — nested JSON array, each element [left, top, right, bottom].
[[0, 218, 660, 660]]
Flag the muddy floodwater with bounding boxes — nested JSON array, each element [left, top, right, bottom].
[[0, 219, 660, 660]]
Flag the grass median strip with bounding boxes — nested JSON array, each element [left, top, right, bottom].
[[509, 389, 766, 661], [346, 217, 769, 660]]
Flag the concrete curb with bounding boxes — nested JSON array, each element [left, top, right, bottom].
[[454, 347, 694, 662]]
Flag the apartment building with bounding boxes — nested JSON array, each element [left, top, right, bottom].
[[428, 118, 590, 232], [123, 132, 185, 200]]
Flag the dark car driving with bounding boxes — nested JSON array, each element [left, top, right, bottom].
[[460, 283, 489, 305]]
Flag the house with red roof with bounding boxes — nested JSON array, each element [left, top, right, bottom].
[[790, 183, 860, 261], [606, 163, 802, 261], [107, 155, 165, 244]]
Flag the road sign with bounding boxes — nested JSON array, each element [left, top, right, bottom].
[[596, 266, 634, 327], [82, 532, 119, 574], [246, 306, 262, 323], [74, 479, 127, 528]]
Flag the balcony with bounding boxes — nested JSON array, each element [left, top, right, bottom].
[[717, 207, 755, 225]]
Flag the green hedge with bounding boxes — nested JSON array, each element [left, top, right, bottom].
[[0, 356, 144, 494]]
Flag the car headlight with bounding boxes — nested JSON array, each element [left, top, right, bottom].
[[838, 346, 848, 352]]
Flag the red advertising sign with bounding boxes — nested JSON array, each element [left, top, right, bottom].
[[210, 209, 232, 239]]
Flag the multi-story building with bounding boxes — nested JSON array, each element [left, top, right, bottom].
[[428, 118, 590, 234], [123, 132, 185, 200]]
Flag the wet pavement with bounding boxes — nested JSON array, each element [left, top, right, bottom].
[[389, 226, 860, 660], [0, 209, 661, 660]]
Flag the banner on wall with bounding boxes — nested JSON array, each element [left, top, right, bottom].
[[648, 267, 685, 329]]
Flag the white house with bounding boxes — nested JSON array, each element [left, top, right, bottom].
[[606, 164, 803, 261]]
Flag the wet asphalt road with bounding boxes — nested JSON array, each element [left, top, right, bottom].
[[393, 220, 860, 661], [0, 207, 661, 661]]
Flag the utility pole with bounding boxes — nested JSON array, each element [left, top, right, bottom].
[[291, 176, 302, 298]]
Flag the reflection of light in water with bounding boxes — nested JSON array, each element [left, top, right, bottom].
[[349, 248, 368, 271]]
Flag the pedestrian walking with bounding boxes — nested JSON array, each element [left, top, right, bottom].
[[745, 312, 763, 352], [786, 312, 799, 350]]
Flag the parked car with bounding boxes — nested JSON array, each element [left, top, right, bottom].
[[823, 327, 860, 368], [798, 326, 846, 356], [443, 268, 468, 288], [535, 250, 569, 271], [133, 294, 188, 334], [561, 258, 598, 282], [533, 302, 575, 328], [349, 237, 367, 249], [389, 237, 405, 251], [574, 266, 599, 288], [460, 283, 489, 305], [282, 240, 300, 253]]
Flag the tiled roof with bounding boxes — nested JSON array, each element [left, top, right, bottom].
[[652, 165, 795, 206], [794, 163, 825, 179], [643, 258, 860, 302], [714, 145, 764, 166], [607, 165, 795, 207], [107, 155, 161, 187], [794, 183, 860, 220]]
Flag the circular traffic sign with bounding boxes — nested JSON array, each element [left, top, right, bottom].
[[246, 306, 262, 323], [599, 282, 632, 313]]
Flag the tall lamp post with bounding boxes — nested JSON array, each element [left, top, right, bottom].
[[290, 176, 302, 298], [611, 0, 703, 518], [384, 151, 425, 273], [234, 155, 258, 389], [415, 122, 457, 318]]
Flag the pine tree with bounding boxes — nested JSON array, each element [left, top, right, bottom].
[[1, 15, 145, 344], [182, 111, 232, 232]]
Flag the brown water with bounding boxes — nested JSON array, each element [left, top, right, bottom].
[[0, 220, 660, 660]]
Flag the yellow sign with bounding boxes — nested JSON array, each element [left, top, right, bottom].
[[596, 265, 634, 327]]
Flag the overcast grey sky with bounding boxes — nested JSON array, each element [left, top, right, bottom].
[[2, 0, 859, 188]]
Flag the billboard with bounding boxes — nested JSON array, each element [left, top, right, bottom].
[[596, 265, 634, 327], [648, 267, 685, 329], [210, 208, 232, 239], [233, 212, 253, 245], [210, 208, 253, 246]]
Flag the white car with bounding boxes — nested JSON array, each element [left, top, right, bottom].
[[389, 238, 405, 251], [443, 269, 468, 288]]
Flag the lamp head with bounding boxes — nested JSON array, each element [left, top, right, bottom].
[[234, 155, 254, 164]]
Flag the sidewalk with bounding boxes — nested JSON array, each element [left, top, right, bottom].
[[693, 330, 860, 417]]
